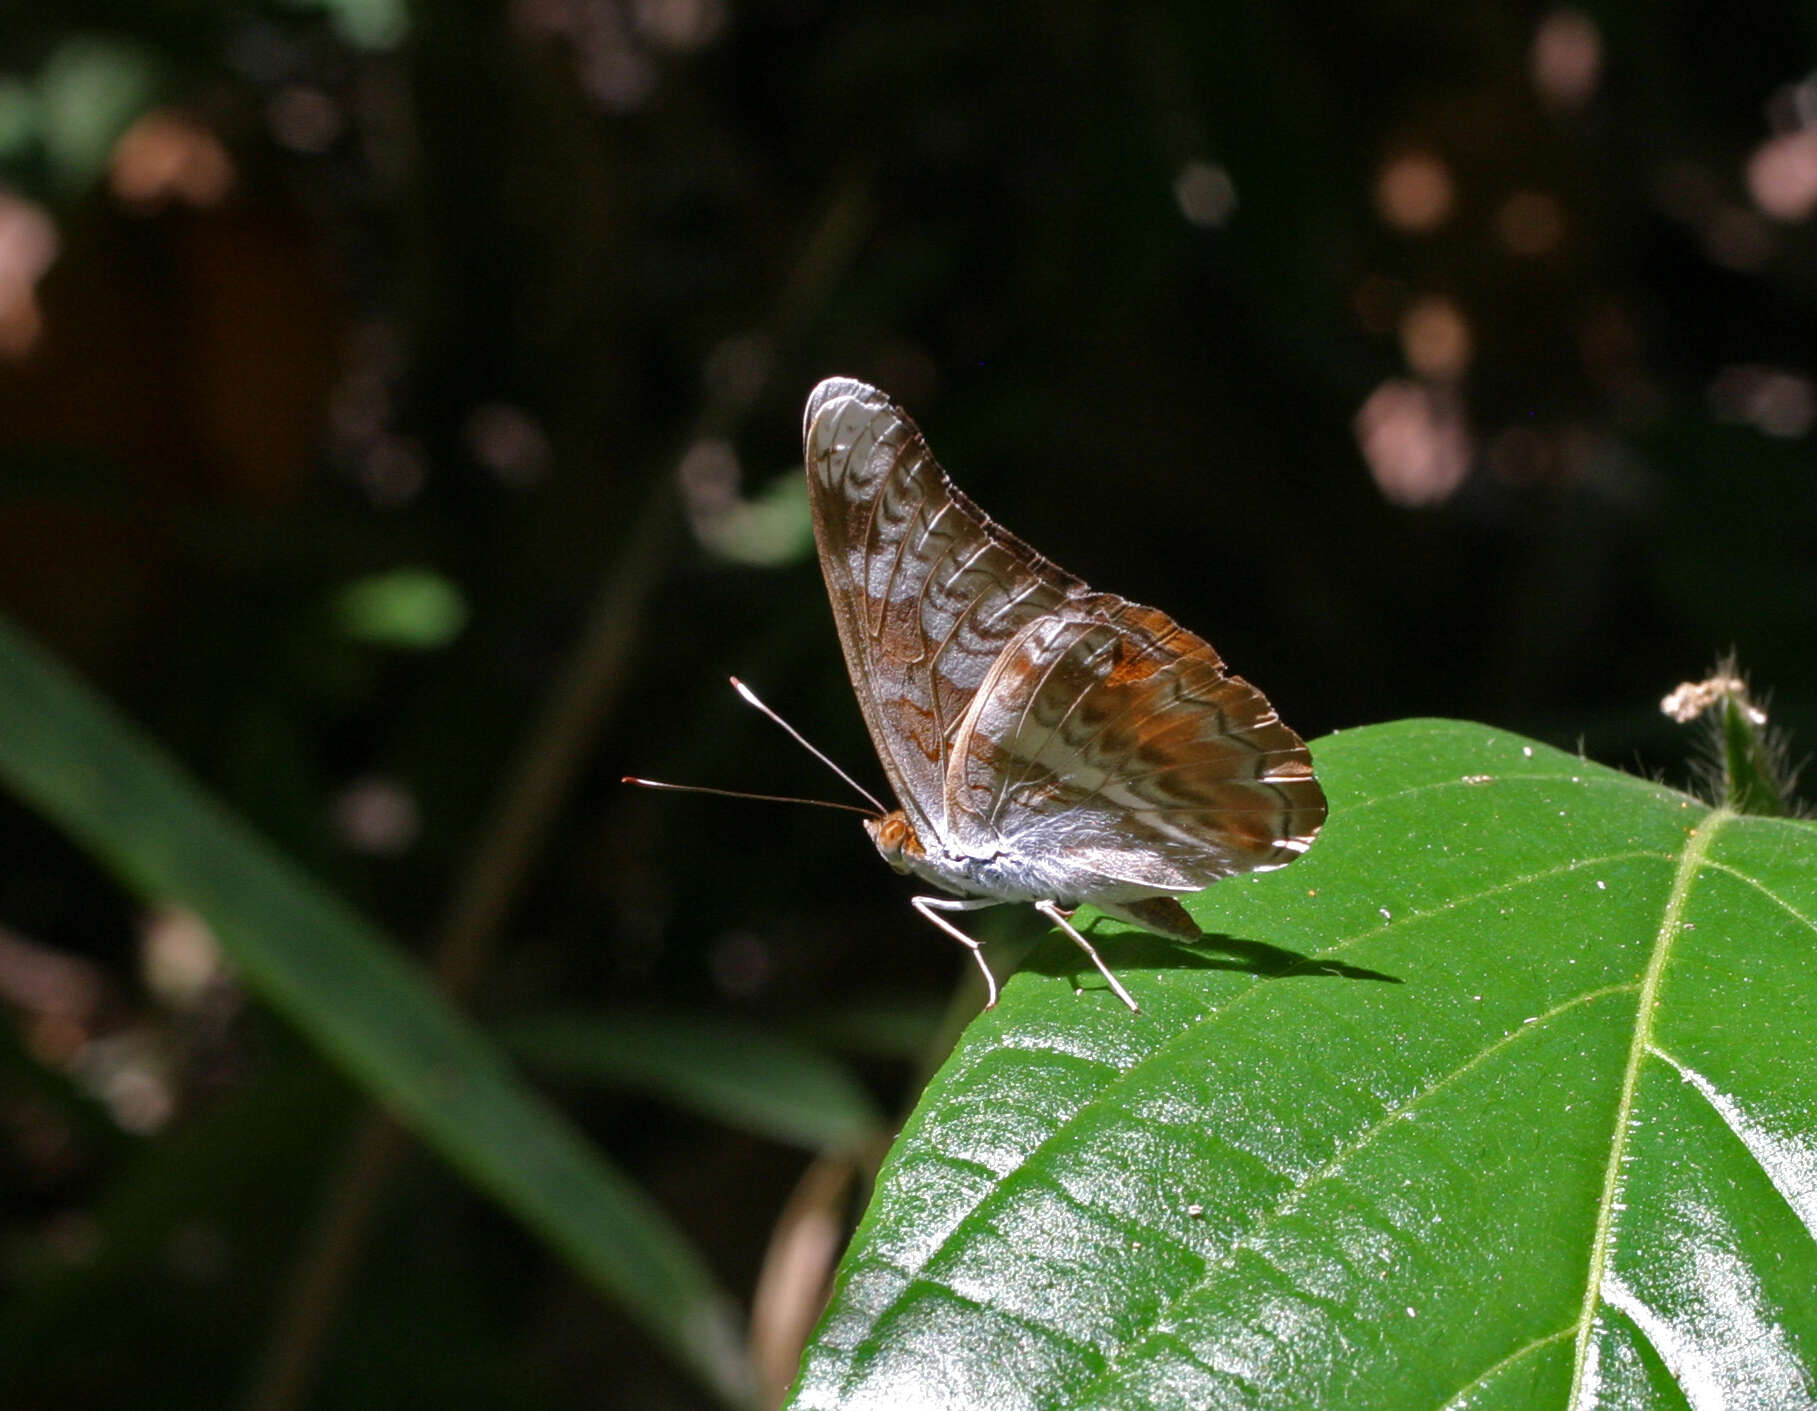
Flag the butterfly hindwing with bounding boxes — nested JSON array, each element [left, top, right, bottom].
[[945, 596, 1325, 894]]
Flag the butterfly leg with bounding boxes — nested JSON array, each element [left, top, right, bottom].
[[1034, 900, 1140, 1013], [910, 896, 1003, 1008]]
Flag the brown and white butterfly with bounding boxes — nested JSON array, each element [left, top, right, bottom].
[[796, 377, 1325, 1011]]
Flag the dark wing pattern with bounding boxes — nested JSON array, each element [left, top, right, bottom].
[[802, 378, 1078, 842], [944, 596, 1327, 894]]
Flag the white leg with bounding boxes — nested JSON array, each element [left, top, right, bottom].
[[910, 896, 1003, 1008], [1035, 900, 1140, 1013]]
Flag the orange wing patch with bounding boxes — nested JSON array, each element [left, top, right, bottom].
[[1104, 635, 1167, 688]]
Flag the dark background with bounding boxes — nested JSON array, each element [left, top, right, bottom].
[[2, 2, 1813, 1406]]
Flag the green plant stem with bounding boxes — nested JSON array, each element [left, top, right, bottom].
[[1720, 694, 1791, 817]]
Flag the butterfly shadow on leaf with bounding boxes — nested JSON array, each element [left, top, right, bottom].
[[1020, 922, 1403, 992]]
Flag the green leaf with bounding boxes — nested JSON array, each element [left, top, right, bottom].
[[786, 719, 1817, 1410], [694, 466, 817, 567], [502, 1008, 887, 1155], [0, 615, 754, 1409], [283, 0, 410, 50], [37, 36, 159, 193], [794, 996, 953, 1063], [333, 566, 468, 649], [0, 78, 38, 161]]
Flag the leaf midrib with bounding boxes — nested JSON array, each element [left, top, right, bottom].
[[1566, 806, 1731, 1405]]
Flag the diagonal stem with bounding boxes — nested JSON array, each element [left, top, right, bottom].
[[244, 165, 874, 1411], [244, 481, 679, 1411]]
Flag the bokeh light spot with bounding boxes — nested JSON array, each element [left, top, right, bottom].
[[1747, 128, 1817, 222], [632, 0, 725, 51], [110, 109, 234, 208], [1532, 10, 1601, 110], [1399, 295, 1472, 380], [140, 907, 224, 1011], [1375, 152, 1453, 233], [336, 567, 468, 649], [464, 403, 552, 486], [1710, 364, 1815, 438], [334, 776, 422, 855], [1174, 161, 1237, 227], [0, 190, 57, 358], [1354, 380, 1472, 506]]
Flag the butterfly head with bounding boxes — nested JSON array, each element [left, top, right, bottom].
[[864, 810, 925, 875]]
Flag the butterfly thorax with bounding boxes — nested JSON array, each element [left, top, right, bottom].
[[865, 809, 992, 899], [866, 807, 1085, 907]]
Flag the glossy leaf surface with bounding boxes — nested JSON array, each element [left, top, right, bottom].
[[788, 719, 1817, 1410]]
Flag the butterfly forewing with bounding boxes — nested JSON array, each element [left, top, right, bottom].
[[804, 379, 1078, 839]]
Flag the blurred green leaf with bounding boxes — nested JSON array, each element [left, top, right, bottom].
[[788, 720, 1817, 1410], [334, 567, 467, 649], [0, 79, 38, 160], [37, 37, 158, 193], [695, 468, 816, 568], [286, 0, 410, 50], [504, 1009, 886, 1155], [794, 996, 953, 1063], [0, 614, 754, 1409]]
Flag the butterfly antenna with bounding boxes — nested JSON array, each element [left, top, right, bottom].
[[620, 777, 877, 817], [728, 676, 890, 815]]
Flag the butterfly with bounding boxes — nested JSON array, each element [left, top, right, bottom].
[[800, 377, 1325, 1012]]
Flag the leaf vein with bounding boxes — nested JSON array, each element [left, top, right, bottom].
[[1566, 809, 1730, 1406], [1086, 984, 1635, 1392], [1320, 850, 1673, 949], [1342, 769, 1686, 817], [1433, 1326, 1575, 1410], [1692, 858, 1817, 940]]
